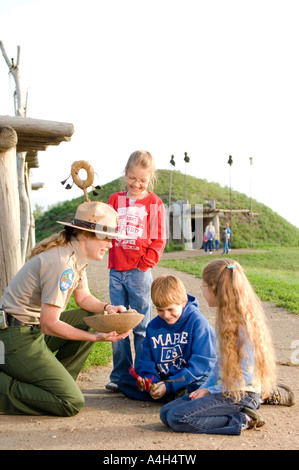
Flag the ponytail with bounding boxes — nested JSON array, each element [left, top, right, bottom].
[[202, 258, 276, 400], [27, 228, 73, 260]]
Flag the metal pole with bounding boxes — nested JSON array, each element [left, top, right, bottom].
[[168, 155, 175, 246], [169, 167, 173, 208], [184, 152, 190, 202], [249, 157, 253, 248], [227, 155, 233, 247], [169, 155, 175, 207]]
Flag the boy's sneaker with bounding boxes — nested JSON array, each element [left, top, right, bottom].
[[262, 384, 295, 406], [242, 407, 265, 429], [105, 382, 119, 392]]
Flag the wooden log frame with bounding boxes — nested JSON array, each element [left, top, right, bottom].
[[26, 150, 39, 169], [18, 150, 31, 263], [200, 207, 259, 217], [0, 116, 74, 263], [0, 42, 75, 284], [0, 115, 74, 153], [0, 127, 22, 296]]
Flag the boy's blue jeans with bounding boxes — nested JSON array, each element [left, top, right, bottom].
[[109, 268, 152, 383], [160, 391, 260, 435]]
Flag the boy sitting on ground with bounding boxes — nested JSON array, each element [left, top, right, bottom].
[[118, 275, 217, 402]]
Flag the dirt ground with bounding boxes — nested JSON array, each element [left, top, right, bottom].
[[0, 249, 298, 451]]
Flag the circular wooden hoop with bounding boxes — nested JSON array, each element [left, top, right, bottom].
[[71, 160, 94, 189]]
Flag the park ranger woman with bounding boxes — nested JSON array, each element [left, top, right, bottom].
[[0, 201, 131, 416]]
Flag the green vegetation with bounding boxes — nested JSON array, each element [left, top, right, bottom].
[[65, 294, 112, 371], [35, 169, 299, 247], [160, 247, 299, 314]]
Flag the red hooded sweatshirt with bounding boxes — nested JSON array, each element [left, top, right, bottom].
[[108, 191, 166, 271]]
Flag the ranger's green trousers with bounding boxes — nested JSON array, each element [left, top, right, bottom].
[[0, 309, 95, 416]]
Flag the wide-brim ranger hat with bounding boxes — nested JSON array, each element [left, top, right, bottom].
[[57, 201, 128, 239]]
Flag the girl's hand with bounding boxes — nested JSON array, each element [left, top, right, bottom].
[[189, 388, 210, 400], [150, 381, 167, 400]]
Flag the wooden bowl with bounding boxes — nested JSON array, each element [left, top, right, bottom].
[[83, 309, 144, 334]]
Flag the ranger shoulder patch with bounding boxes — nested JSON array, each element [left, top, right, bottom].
[[60, 269, 74, 291]]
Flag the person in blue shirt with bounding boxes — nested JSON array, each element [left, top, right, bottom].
[[118, 275, 217, 402], [160, 259, 278, 435], [225, 222, 231, 250]]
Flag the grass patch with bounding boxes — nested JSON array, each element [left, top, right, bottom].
[[65, 294, 113, 370], [83, 341, 112, 370], [159, 247, 299, 314]]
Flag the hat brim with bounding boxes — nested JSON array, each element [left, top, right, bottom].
[[56, 221, 129, 239]]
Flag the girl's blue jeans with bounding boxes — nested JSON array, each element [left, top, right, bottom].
[[109, 268, 152, 383], [160, 391, 260, 435]]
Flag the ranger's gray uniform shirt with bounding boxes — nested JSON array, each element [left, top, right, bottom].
[[1, 238, 88, 325]]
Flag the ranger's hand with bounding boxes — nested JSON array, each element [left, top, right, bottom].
[[94, 329, 132, 342]]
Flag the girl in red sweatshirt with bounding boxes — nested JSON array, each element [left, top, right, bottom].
[[106, 150, 166, 391]]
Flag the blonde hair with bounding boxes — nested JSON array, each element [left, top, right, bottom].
[[202, 258, 276, 401], [28, 227, 96, 259], [125, 150, 157, 190], [151, 275, 188, 308]]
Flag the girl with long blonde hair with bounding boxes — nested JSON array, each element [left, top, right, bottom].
[[160, 258, 277, 435]]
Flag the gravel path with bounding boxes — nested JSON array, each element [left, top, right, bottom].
[[1, 250, 298, 451]]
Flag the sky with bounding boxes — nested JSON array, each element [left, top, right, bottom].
[[0, 0, 299, 228]]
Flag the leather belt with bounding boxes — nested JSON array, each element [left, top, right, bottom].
[[7, 313, 26, 326], [6, 313, 38, 327]]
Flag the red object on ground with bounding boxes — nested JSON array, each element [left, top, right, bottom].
[[129, 366, 154, 392]]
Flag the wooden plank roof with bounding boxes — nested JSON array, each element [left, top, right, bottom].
[[0, 115, 74, 153]]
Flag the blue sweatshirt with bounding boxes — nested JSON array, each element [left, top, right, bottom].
[[136, 295, 217, 393]]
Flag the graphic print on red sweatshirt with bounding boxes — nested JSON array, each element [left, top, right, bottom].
[[108, 192, 166, 271]]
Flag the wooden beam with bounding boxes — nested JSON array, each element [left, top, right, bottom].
[[31, 182, 44, 190], [0, 115, 74, 153], [0, 115, 74, 138]]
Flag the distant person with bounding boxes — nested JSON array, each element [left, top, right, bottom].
[[221, 226, 229, 254], [205, 221, 215, 254], [0, 201, 131, 416], [106, 150, 166, 392], [214, 227, 220, 251], [203, 234, 208, 253], [160, 259, 289, 435], [225, 223, 231, 250], [118, 275, 217, 402]]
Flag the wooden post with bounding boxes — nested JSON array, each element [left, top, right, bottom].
[[1, 41, 31, 264], [0, 126, 22, 297], [17, 151, 31, 263]]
